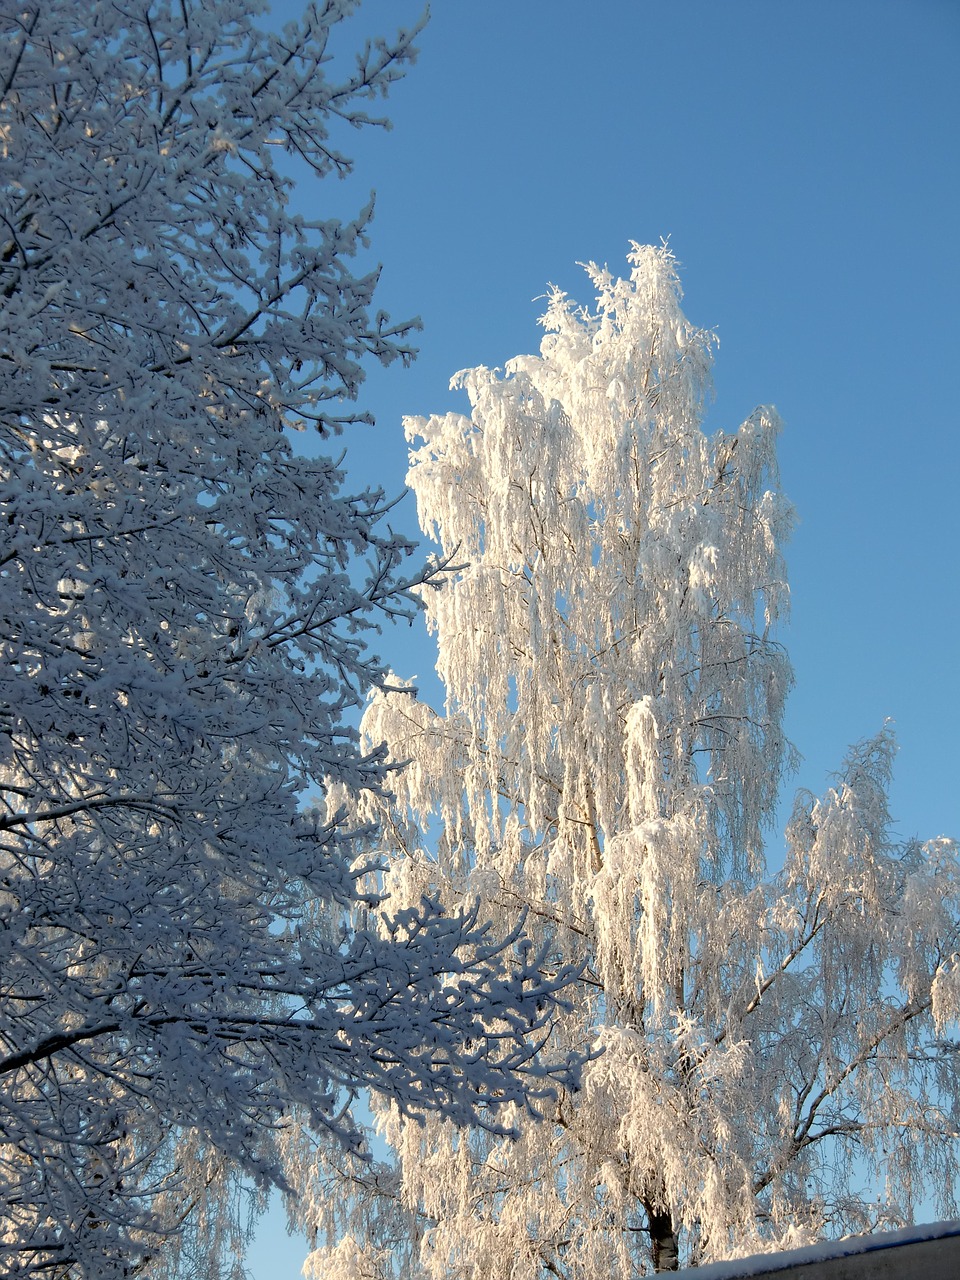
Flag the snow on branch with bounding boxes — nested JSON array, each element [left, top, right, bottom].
[[0, 4, 582, 1276], [306, 246, 960, 1278]]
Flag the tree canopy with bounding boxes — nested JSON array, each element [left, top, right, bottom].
[[0, 3, 580, 1275], [312, 245, 960, 1276]]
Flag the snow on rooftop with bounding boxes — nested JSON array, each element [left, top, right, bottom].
[[674, 1221, 960, 1279]]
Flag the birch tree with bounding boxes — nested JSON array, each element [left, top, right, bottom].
[[0, 4, 581, 1277], [313, 245, 960, 1276]]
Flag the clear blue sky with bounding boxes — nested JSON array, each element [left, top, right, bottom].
[[250, 0, 959, 1272]]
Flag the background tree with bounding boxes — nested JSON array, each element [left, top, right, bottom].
[[313, 245, 960, 1276], [0, 3, 581, 1276]]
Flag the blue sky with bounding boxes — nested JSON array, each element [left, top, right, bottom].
[[250, 0, 959, 1271]]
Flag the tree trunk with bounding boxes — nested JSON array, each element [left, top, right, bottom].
[[647, 1203, 680, 1272]]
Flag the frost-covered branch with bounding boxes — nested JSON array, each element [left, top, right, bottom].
[[0, 4, 582, 1277], [307, 247, 960, 1278]]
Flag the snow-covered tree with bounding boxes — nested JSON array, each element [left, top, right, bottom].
[[316, 245, 960, 1276], [0, 4, 582, 1276]]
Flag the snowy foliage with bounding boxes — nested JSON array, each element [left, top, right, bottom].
[[0, 4, 581, 1276], [311, 246, 960, 1275]]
